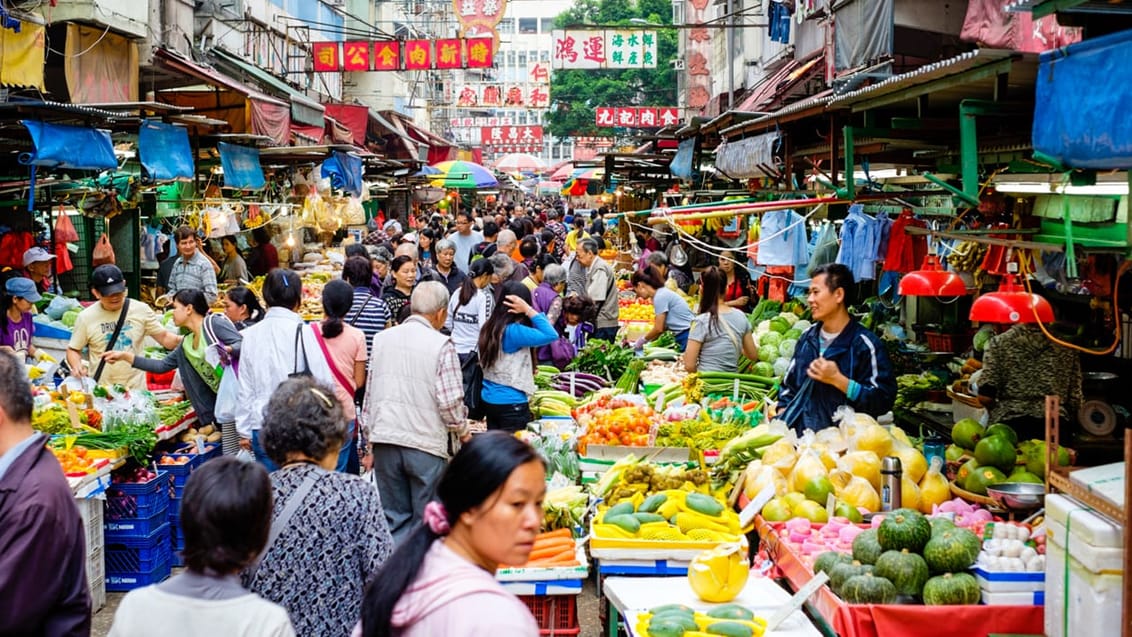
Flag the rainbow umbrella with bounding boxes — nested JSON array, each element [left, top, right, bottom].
[[428, 160, 498, 188], [494, 153, 546, 173]]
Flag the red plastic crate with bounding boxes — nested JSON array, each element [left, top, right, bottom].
[[923, 330, 972, 354], [519, 595, 580, 636], [146, 370, 176, 390]]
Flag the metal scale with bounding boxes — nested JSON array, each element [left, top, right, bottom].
[[1077, 371, 1128, 437]]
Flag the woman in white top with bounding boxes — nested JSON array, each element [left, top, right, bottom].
[[109, 458, 294, 637], [444, 258, 495, 360], [684, 266, 759, 374]]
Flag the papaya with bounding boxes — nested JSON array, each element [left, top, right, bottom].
[[649, 612, 698, 631], [603, 514, 641, 534], [705, 621, 755, 637], [605, 501, 636, 518], [706, 604, 755, 621], [647, 619, 689, 637], [650, 604, 696, 616], [634, 512, 668, 524], [639, 493, 668, 514], [686, 492, 725, 517]]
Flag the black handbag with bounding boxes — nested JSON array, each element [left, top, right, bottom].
[[460, 351, 485, 420]]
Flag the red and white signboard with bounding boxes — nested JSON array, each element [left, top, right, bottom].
[[594, 107, 681, 128], [480, 125, 544, 147]]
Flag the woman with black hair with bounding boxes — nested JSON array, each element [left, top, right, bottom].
[[417, 228, 438, 267], [630, 266, 695, 351], [359, 432, 543, 637], [218, 235, 250, 285], [0, 277, 40, 359], [247, 377, 393, 637], [382, 255, 416, 326], [109, 458, 294, 636], [247, 227, 278, 278], [223, 286, 265, 330], [103, 288, 242, 433], [478, 282, 558, 432], [445, 259, 495, 359], [684, 266, 758, 374], [312, 279, 367, 474], [718, 249, 755, 311]]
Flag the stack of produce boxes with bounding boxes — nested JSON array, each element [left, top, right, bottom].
[[75, 498, 105, 611], [103, 471, 172, 591], [162, 443, 221, 566]]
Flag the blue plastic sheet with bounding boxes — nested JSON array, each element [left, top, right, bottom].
[[669, 137, 696, 179], [320, 151, 363, 197], [217, 142, 265, 190], [20, 121, 117, 170], [1034, 29, 1132, 169], [138, 119, 193, 180]]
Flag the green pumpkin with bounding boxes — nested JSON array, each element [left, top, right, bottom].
[[877, 508, 931, 553], [829, 561, 873, 597], [840, 573, 898, 605], [923, 528, 982, 574], [929, 517, 957, 537], [922, 572, 982, 605], [814, 551, 854, 577], [851, 529, 885, 565], [873, 549, 930, 596]]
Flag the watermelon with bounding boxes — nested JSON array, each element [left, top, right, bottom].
[[922, 572, 981, 605], [923, 528, 981, 574], [851, 529, 884, 565], [877, 508, 931, 553], [840, 573, 898, 605], [873, 549, 929, 597]]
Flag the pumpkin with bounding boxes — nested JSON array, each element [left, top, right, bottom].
[[923, 528, 982, 574], [814, 551, 854, 577], [829, 561, 873, 597], [873, 549, 930, 597], [922, 572, 981, 605], [928, 516, 956, 538], [840, 573, 898, 605], [851, 529, 884, 565], [877, 508, 931, 553]]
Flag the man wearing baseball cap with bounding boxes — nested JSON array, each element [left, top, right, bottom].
[[65, 265, 181, 390], [22, 247, 57, 295]]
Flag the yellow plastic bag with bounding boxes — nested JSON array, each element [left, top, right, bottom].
[[918, 456, 950, 514]]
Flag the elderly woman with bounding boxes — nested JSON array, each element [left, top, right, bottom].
[[244, 377, 393, 637], [532, 263, 567, 366], [431, 238, 467, 295]]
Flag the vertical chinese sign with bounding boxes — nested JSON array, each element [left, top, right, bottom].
[[453, 0, 507, 57], [684, 0, 713, 113]]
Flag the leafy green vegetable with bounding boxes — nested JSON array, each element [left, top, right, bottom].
[[568, 339, 635, 382]]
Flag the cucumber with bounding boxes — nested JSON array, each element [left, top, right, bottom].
[[705, 621, 755, 637], [639, 493, 668, 514], [706, 605, 755, 621], [605, 501, 636, 518], [633, 512, 667, 524], [685, 492, 725, 517], [603, 514, 641, 534]]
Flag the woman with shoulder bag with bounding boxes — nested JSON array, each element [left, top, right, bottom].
[[684, 267, 758, 374], [444, 259, 494, 418], [311, 280, 367, 474]]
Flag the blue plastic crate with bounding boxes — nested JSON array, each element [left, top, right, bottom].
[[105, 472, 171, 520], [106, 523, 172, 574], [105, 555, 171, 592], [104, 501, 170, 540]]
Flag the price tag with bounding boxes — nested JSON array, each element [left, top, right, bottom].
[[732, 378, 741, 402], [764, 571, 829, 633], [195, 435, 206, 455], [826, 493, 837, 520], [739, 483, 776, 529]]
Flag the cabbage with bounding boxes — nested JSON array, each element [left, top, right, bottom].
[[973, 325, 995, 352], [758, 345, 779, 362], [784, 328, 803, 341], [777, 312, 799, 326], [795, 320, 812, 332], [759, 331, 783, 347], [753, 362, 775, 377], [61, 309, 81, 327], [768, 317, 791, 333], [779, 338, 797, 359], [773, 357, 791, 378], [45, 295, 81, 321]]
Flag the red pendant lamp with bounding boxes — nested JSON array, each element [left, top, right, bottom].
[[969, 264, 1054, 324], [898, 254, 970, 296]]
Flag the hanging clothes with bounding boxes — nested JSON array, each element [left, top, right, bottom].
[[769, 1, 792, 44], [882, 209, 928, 274], [874, 212, 893, 265], [756, 209, 809, 268], [836, 204, 879, 281], [757, 266, 794, 303]]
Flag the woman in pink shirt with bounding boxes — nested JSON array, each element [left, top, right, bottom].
[[312, 280, 367, 474], [359, 432, 545, 637]]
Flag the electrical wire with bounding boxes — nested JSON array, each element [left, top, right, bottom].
[[46, 22, 112, 58]]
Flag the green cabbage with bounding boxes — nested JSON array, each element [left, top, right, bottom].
[[61, 309, 81, 327], [753, 362, 775, 377], [759, 331, 784, 347], [769, 317, 791, 333], [784, 328, 803, 341], [758, 345, 779, 362], [779, 338, 797, 359], [973, 326, 995, 352], [778, 312, 799, 326]]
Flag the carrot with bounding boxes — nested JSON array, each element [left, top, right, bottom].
[[537, 528, 573, 541], [527, 542, 574, 561], [530, 554, 580, 567], [532, 537, 575, 551]]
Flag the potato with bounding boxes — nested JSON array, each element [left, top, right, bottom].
[[198, 425, 216, 436], [205, 432, 222, 443]]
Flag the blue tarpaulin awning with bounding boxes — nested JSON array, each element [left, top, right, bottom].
[[138, 119, 194, 180], [217, 142, 265, 190], [20, 121, 117, 170]]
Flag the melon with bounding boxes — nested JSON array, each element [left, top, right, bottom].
[[851, 529, 884, 565], [951, 418, 985, 451], [874, 549, 930, 597], [922, 572, 981, 605], [923, 528, 981, 574], [974, 436, 1017, 473], [1005, 471, 1043, 484], [945, 444, 967, 462], [957, 458, 980, 490], [983, 423, 1018, 446], [840, 573, 898, 605], [877, 508, 931, 553]]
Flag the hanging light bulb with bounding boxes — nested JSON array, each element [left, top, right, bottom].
[[969, 262, 1054, 324], [898, 254, 970, 297], [285, 233, 296, 248]]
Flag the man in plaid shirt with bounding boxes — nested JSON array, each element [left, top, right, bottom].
[[361, 281, 470, 542]]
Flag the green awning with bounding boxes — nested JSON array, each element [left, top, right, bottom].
[[210, 48, 325, 128]]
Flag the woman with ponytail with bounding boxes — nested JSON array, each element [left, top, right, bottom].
[[312, 279, 367, 473], [359, 431, 544, 637], [684, 266, 758, 374]]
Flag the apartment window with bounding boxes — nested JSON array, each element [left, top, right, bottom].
[[540, 50, 550, 62], [519, 18, 537, 33], [517, 51, 527, 66], [507, 50, 516, 67], [498, 18, 515, 33], [540, 18, 555, 33]]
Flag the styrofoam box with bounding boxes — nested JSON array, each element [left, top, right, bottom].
[[973, 567, 1045, 593], [981, 589, 1044, 606], [1067, 462, 1126, 509], [1044, 534, 1124, 637], [1045, 517, 1123, 574], [1046, 493, 1124, 551]]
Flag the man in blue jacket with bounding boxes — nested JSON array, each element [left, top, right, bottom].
[[777, 263, 896, 432]]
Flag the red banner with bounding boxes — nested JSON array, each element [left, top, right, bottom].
[[480, 125, 544, 147], [373, 41, 400, 71], [466, 37, 495, 68], [312, 42, 340, 72], [405, 40, 432, 70], [595, 106, 681, 128], [435, 38, 464, 69], [343, 42, 370, 71]]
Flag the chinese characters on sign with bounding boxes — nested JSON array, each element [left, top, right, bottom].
[[594, 107, 680, 128], [454, 85, 551, 109], [453, 0, 509, 52], [684, 0, 714, 111], [479, 126, 545, 152], [450, 117, 516, 127], [310, 38, 494, 71], [550, 30, 658, 69]]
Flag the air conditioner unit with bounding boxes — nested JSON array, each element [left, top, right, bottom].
[[672, 58, 686, 70]]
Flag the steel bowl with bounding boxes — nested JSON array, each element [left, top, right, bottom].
[[985, 482, 1046, 511]]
